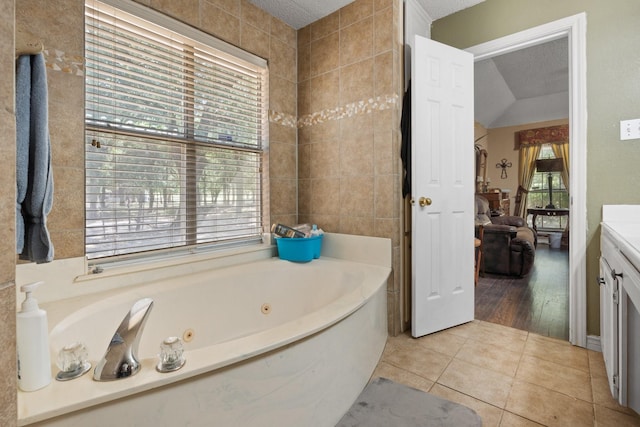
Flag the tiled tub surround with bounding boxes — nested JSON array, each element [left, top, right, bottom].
[[9, 0, 405, 422], [17, 234, 391, 426], [297, 0, 404, 333], [14, 0, 405, 326], [2, 0, 17, 423]]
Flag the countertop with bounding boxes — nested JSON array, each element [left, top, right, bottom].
[[602, 221, 640, 273], [602, 205, 640, 308]]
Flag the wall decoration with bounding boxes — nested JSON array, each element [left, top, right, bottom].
[[496, 158, 512, 179], [297, 94, 398, 128]]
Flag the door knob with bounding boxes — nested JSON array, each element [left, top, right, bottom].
[[419, 197, 432, 207]]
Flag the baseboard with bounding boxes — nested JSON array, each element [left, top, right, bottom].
[[586, 335, 601, 352]]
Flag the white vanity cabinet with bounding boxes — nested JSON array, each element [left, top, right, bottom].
[[600, 205, 640, 414], [599, 231, 621, 399]]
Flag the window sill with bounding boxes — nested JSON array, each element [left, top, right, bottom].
[[77, 239, 276, 284], [16, 238, 276, 307]]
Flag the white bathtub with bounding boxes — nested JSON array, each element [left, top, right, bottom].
[[18, 233, 391, 426]]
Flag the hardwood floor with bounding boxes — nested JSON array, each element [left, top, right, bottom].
[[475, 242, 569, 341]]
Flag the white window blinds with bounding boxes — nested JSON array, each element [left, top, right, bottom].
[[85, 0, 268, 260]]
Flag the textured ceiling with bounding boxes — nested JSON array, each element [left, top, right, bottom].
[[248, 0, 354, 30], [492, 38, 568, 99], [248, 0, 485, 30], [416, 0, 485, 20], [475, 37, 569, 129]]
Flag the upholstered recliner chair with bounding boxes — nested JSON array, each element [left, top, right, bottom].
[[475, 195, 536, 277]]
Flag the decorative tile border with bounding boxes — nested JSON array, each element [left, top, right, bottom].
[[268, 110, 297, 129], [268, 93, 399, 130], [297, 94, 398, 128], [43, 49, 85, 76]]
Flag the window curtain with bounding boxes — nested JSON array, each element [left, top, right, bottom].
[[514, 144, 541, 218], [551, 141, 569, 190], [551, 141, 570, 243], [516, 125, 569, 218]]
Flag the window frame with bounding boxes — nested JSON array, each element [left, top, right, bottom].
[[84, 0, 269, 266], [527, 144, 568, 230]]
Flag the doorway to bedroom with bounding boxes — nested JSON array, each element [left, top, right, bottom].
[[472, 35, 571, 341]]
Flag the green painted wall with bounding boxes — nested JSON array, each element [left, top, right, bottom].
[[432, 0, 640, 337]]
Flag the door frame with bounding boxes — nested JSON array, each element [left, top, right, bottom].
[[466, 13, 587, 347]]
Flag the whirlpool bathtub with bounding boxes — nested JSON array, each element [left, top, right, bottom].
[[18, 233, 391, 426]]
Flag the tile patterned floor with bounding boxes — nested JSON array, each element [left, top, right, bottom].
[[373, 320, 640, 426]]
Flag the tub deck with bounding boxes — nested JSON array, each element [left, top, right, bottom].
[[18, 233, 391, 426]]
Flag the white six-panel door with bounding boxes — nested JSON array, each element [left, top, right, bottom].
[[411, 35, 475, 338]]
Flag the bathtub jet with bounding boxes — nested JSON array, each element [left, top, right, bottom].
[[93, 298, 154, 381]]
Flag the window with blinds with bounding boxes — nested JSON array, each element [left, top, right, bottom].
[[527, 144, 568, 230], [85, 0, 268, 260]]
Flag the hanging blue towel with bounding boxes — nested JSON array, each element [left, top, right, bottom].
[[16, 53, 54, 263]]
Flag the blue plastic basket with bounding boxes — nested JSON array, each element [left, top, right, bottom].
[[275, 234, 323, 262]]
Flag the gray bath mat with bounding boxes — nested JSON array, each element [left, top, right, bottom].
[[336, 377, 482, 427]]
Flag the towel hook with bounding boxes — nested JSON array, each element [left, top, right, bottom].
[[91, 139, 101, 149]]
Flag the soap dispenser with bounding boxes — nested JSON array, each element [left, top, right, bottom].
[[17, 281, 51, 391]]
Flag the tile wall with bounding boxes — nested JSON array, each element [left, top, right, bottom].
[[17, 0, 86, 260], [1, 0, 17, 423], [297, 0, 404, 333]]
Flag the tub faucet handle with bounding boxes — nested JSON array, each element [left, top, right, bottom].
[[56, 342, 91, 381], [93, 298, 154, 381], [156, 336, 186, 373]]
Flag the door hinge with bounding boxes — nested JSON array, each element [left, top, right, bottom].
[[613, 374, 619, 389], [613, 289, 619, 305]]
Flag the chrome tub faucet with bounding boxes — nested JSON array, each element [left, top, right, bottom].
[[93, 298, 154, 381]]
